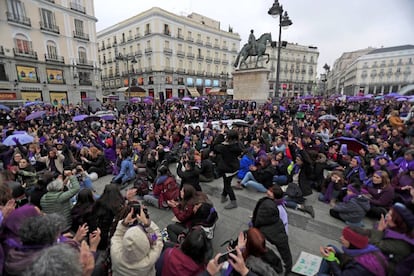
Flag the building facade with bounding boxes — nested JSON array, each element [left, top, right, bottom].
[[0, 0, 100, 105], [327, 45, 414, 96], [246, 41, 319, 98], [97, 7, 241, 99]]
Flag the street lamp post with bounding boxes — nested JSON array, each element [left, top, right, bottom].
[[116, 53, 137, 100], [268, 0, 292, 107]]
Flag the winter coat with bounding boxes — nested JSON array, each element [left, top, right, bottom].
[[111, 221, 163, 276], [251, 164, 277, 189], [157, 247, 205, 276], [214, 142, 243, 174], [40, 176, 80, 230], [332, 195, 370, 223], [366, 185, 395, 209], [238, 154, 255, 179], [176, 163, 201, 191], [113, 157, 136, 183], [152, 176, 179, 208]]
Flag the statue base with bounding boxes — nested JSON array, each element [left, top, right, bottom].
[[232, 68, 271, 102]]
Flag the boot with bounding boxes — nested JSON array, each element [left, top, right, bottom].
[[304, 205, 315, 218], [221, 196, 228, 203], [224, 200, 238, 209]]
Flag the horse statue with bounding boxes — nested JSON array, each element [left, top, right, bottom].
[[234, 33, 272, 69]]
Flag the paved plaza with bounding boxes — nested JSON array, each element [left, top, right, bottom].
[[90, 165, 377, 274]]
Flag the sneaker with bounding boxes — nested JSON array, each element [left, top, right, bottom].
[[304, 205, 315, 219], [221, 196, 228, 203], [224, 200, 238, 209]]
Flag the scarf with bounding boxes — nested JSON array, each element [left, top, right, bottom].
[[324, 181, 336, 203], [342, 245, 387, 276]]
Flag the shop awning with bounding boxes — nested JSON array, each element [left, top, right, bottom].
[[207, 87, 221, 95], [117, 87, 129, 92], [187, 87, 200, 97]]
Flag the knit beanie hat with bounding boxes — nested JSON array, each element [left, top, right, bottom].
[[342, 226, 368, 249], [392, 202, 414, 230]]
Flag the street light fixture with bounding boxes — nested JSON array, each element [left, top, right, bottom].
[[116, 53, 137, 100], [268, 0, 292, 107]]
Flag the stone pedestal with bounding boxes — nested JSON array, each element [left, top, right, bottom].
[[232, 68, 270, 102]]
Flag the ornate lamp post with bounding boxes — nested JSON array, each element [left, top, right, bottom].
[[116, 53, 137, 100], [268, 0, 292, 107]]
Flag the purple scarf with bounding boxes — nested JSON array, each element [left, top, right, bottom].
[[384, 229, 414, 246], [342, 245, 387, 276], [324, 181, 336, 203]]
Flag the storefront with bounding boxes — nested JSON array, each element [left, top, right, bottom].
[[49, 91, 67, 106], [21, 91, 42, 102]]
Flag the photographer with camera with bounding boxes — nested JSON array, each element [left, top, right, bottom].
[[110, 204, 163, 276]]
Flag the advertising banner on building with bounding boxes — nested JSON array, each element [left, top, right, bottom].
[[46, 69, 64, 84], [21, 92, 42, 102], [16, 66, 38, 82], [50, 92, 67, 106]]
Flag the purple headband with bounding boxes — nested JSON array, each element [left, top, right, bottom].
[[347, 184, 359, 194]]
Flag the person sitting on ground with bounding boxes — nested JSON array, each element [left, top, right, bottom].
[[271, 151, 292, 186], [318, 226, 388, 276], [319, 170, 346, 205], [177, 155, 201, 191], [40, 171, 81, 231], [234, 155, 275, 193], [237, 148, 255, 180], [110, 206, 163, 276], [157, 227, 209, 276], [329, 182, 370, 226], [112, 149, 136, 185], [166, 184, 200, 243], [368, 202, 414, 275], [35, 146, 65, 178], [81, 146, 108, 178], [143, 165, 179, 209], [364, 170, 395, 220], [199, 149, 215, 183]]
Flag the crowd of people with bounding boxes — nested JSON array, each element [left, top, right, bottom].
[[0, 93, 413, 275]]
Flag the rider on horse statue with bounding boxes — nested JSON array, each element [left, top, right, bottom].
[[248, 30, 257, 56]]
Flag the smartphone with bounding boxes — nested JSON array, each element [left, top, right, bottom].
[[131, 203, 141, 216], [217, 249, 237, 264]]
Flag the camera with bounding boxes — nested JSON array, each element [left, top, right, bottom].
[[131, 203, 141, 215], [217, 249, 237, 264]]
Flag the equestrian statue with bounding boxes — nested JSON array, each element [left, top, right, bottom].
[[234, 31, 272, 69]]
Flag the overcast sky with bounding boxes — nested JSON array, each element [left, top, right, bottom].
[[95, 0, 414, 75]]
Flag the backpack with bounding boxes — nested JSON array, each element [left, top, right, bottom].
[[133, 175, 149, 196]]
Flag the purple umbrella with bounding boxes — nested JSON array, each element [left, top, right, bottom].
[[3, 133, 34, 146], [279, 106, 286, 112], [165, 98, 174, 103], [24, 101, 43, 107], [143, 98, 153, 104], [171, 96, 180, 100], [0, 104, 10, 112], [130, 97, 141, 103], [25, 111, 46, 121], [72, 114, 89, 122], [101, 115, 116, 121], [182, 97, 193, 102], [190, 106, 200, 110], [82, 97, 95, 102]]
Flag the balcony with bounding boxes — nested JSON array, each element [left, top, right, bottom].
[[127, 36, 133, 41], [213, 44, 220, 49], [176, 68, 186, 74], [70, 2, 86, 13], [144, 30, 151, 36], [164, 31, 171, 36], [73, 31, 89, 41], [187, 69, 195, 75], [177, 50, 185, 58], [177, 34, 184, 40], [135, 50, 142, 57], [40, 21, 59, 34], [222, 60, 229, 65], [197, 70, 205, 76], [205, 42, 212, 48], [186, 36, 194, 42], [222, 46, 228, 51], [231, 48, 238, 53], [213, 58, 220, 64], [145, 47, 153, 54], [112, 41, 117, 46], [187, 53, 195, 59], [6, 12, 31, 27], [134, 34, 141, 39], [77, 58, 94, 67], [205, 56, 213, 63], [145, 67, 153, 73], [100, 45, 105, 51], [79, 80, 92, 86], [13, 48, 38, 59], [164, 67, 174, 73], [44, 54, 64, 63], [163, 48, 173, 55], [45, 0, 55, 2], [197, 55, 204, 61], [106, 45, 112, 49], [196, 40, 203, 46]]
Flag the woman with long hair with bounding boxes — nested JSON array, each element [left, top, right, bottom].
[[364, 170, 395, 219], [166, 184, 198, 243], [70, 188, 95, 233], [369, 202, 414, 275], [144, 165, 178, 209], [81, 147, 107, 178]]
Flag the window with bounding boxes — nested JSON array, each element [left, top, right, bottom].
[[164, 41, 170, 49], [79, 71, 91, 85], [74, 19, 84, 35], [7, 0, 26, 19], [113, 36, 117, 44], [14, 35, 32, 54], [177, 28, 182, 38], [40, 9, 56, 29], [145, 23, 151, 35], [0, 64, 7, 81], [46, 41, 57, 58], [164, 24, 170, 35], [78, 47, 87, 62]]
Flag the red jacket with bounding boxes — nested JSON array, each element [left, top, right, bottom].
[[161, 248, 205, 276], [153, 176, 179, 207]]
